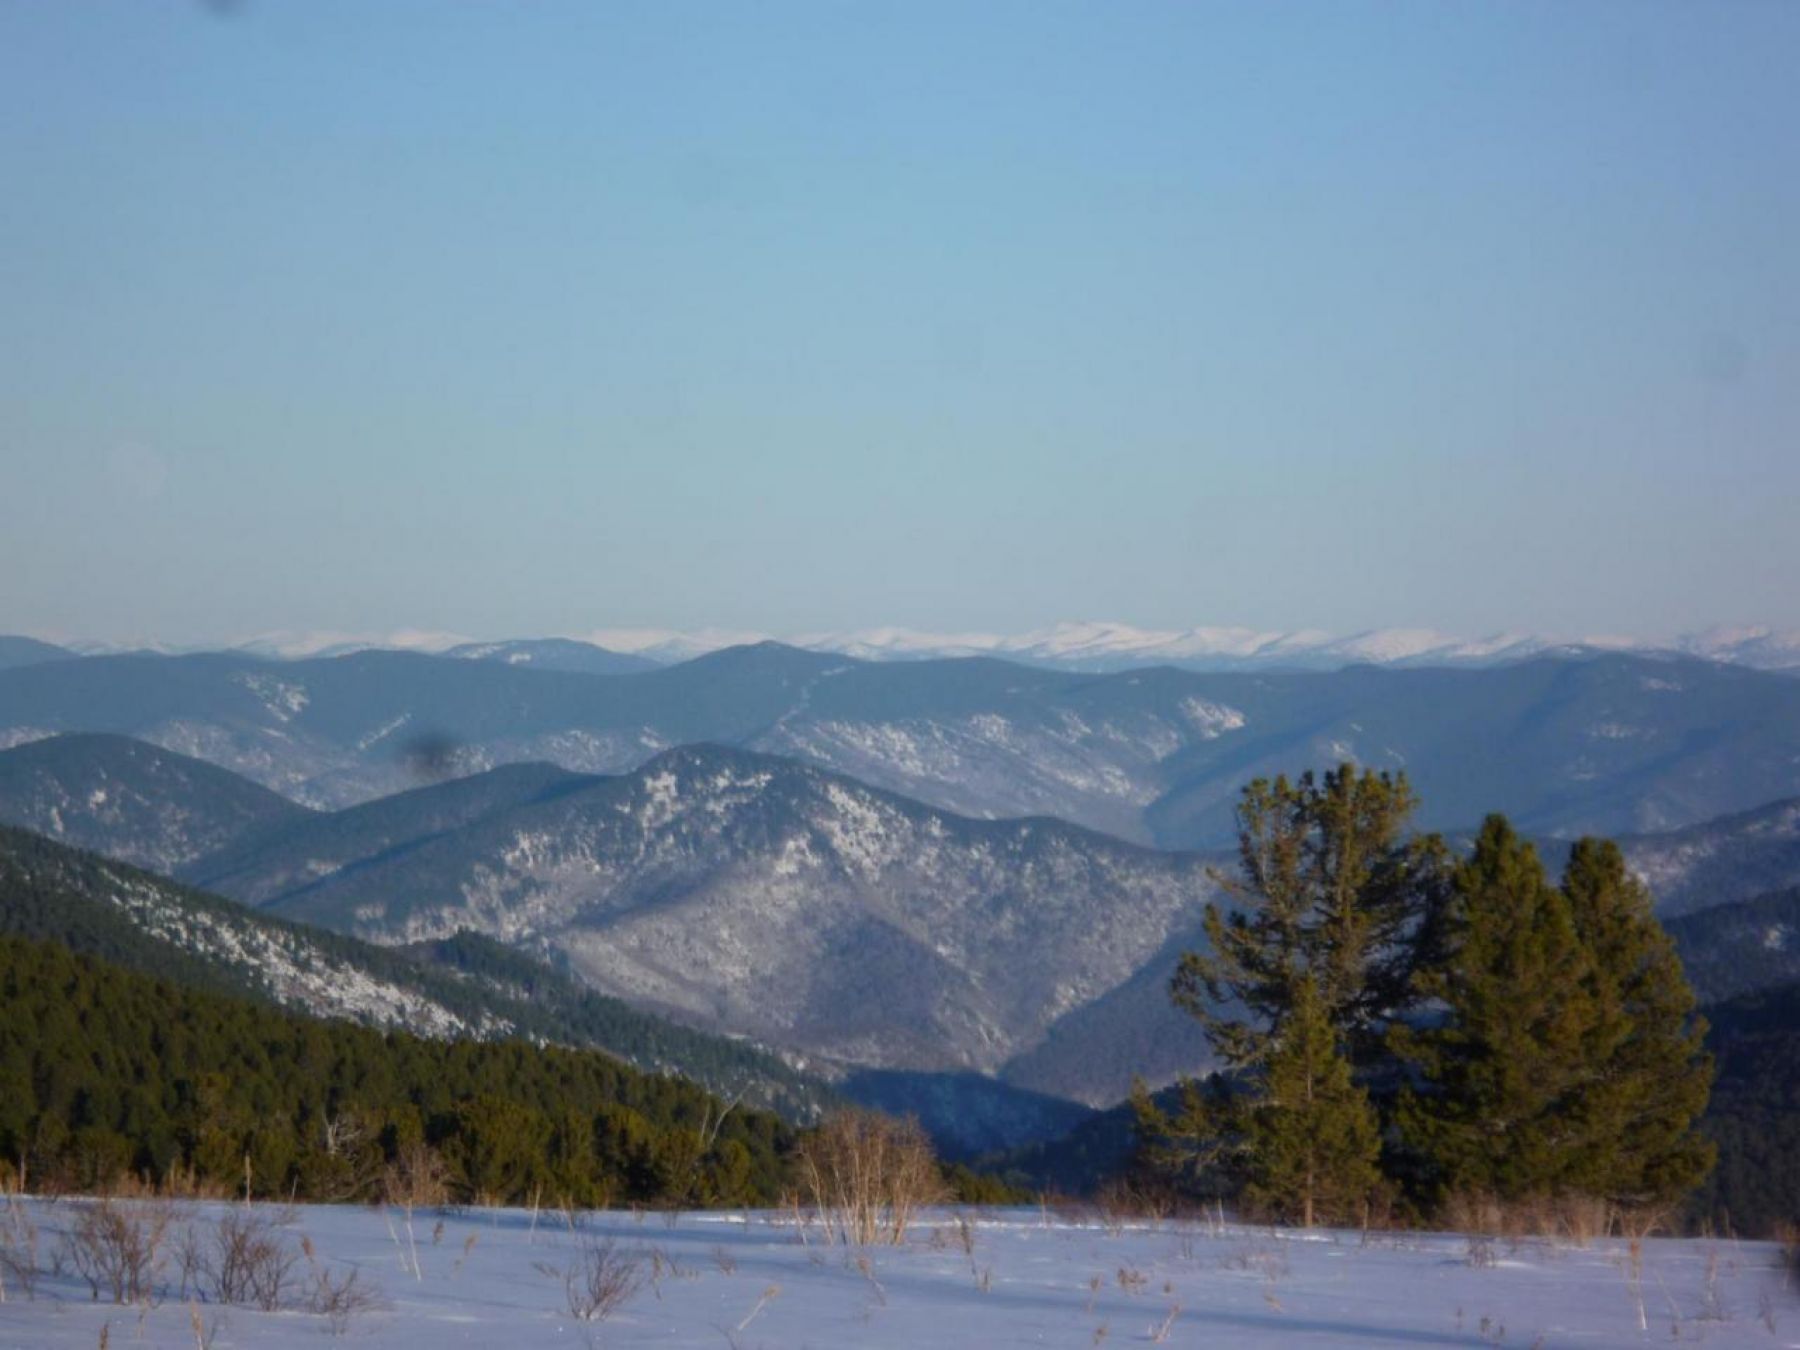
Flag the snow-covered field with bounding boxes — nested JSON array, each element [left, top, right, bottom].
[[1, 1199, 1794, 1348]]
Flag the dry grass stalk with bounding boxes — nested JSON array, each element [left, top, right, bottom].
[[737, 1283, 780, 1333], [186, 1299, 223, 1349], [1150, 1303, 1181, 1343], [1442, 1191, 1621, 1246]]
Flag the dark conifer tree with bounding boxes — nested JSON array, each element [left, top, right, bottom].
[[1392, 816, 1601, 1200], [1172, 765, 1450, 1072], [1558, 838, 1714, 1208], [1147, 766, 1443, 1218], [1241, 974, 1382, 1227]]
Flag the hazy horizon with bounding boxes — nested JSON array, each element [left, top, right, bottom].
[[3, 2, 1796, 644], [8, 614, 1792, 662]]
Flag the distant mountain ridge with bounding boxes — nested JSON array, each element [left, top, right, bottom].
[[5, 645, 1800, 850], [16, 619, 1800, 672], [0, 635, 74, 670]]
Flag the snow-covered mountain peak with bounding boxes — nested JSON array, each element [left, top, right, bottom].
[[25, 620, 1800, 674]]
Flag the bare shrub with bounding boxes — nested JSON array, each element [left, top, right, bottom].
[[1050, 1194, 1100, 1229], [642, 1244, 695, 1300], [64, 1198, 176, 1304], [1556, 1195, 1616, 1245], [953, 1211, 977, 1258], [155, 1163, 232, 1203], [793, 1110, 946, 1247], [1612, 1204, 1667, 1244], [1464, 1235, 1497, 1269], [381, 1142, 447, 1282], [200, 1211, 297, 1311], [1775, 1222, 1798, 1290], [453, 1232, 478, 1276], [1442, 1191, 1508, 1239], [1096, 1178, 1174, 1229], [174, 1223, 205, 1301], [306, 1264, 386, 1336], [1221, 1236, 1289, 1310], [381, 1141, 449, 1212], [558, 1237, 645, 1322], [0, 1190, 40, 1301], [1441, 1191, 1615, 1245]]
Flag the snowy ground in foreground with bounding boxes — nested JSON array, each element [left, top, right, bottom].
[[1, 1200, 1795, 1349]]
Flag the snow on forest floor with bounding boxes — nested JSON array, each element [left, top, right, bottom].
[[1, 1199, 1795, 1349]]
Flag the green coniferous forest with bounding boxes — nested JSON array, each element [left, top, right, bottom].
[[0, 930, 793, 1206]]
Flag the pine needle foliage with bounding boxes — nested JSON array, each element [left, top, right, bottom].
[[1557, 839, 1714, 1206], [1393, 818, 1714, 1209], [1172, 766, 1450, 1071], [1392, 817, 1599, 1199], [1241, 974, 1382, 1227]]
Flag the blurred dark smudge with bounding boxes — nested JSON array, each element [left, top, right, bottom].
[[400, 730, 465, 783]]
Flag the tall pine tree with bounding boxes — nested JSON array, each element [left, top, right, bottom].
[[1145, 766, 1440, 1221], [1392, 816, 1602, 1201], [1557, 838, 1714, 1208], [1241, 973, 1382, 1227]]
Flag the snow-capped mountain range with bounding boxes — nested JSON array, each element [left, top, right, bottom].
[[30, 621, 1800, 673]]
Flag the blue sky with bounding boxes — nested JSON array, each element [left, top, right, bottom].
[[1, 1, 1795, 645]]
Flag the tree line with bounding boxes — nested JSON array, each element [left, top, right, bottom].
[[1134, 767, 1714, 1228]]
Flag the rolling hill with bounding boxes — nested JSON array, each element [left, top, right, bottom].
[[0, 732, 312, 873]]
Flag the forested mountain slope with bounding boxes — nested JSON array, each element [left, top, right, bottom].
[[0, 825, 833, 1118], [0, 931, 794, 1206]]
